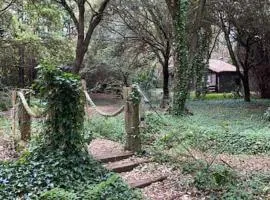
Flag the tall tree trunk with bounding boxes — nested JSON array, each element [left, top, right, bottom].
[[166, 0, 206, 115], [242, 70, 251, 102], [161, 57, 170, 108], [59, 0, 111, 74]]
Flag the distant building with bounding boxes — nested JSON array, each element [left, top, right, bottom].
[[208, 59, 240, 93]]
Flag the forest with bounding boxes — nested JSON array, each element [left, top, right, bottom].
[[0, 0, 270, 199]]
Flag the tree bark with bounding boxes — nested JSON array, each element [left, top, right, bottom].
[[18, 91, 31, 142], [242, 70, 251, 102], [60, 0, 110, 74], [123, 87, 141, 152], [161, 46, 170, 108]]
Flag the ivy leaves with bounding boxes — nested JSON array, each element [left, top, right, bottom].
[[34, 63, 85, 153]]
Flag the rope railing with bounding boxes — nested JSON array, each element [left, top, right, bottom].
[[84, 90, 125, 117], [17, 91, 44, 118]]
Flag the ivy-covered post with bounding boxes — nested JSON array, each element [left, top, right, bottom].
[[123, 85, 141, 152], [34, 65, 85, 153], [18, 90, 31, 142]]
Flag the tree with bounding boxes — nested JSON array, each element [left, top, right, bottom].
[[111, 0, 173, 107], [57, 0, 111, 74], [165, 0, 207, 115], [209, 0, 270, 101], [0, 0, 74, 87]]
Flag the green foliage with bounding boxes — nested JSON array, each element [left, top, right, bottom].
[[40, 188, 77, 200], [34, 64, 85, 152], [190, 92, 237, 101], [85, 115, 124, 142], [181, 160, 270, 199], [144, 99, 270, 155], [172, 0, 191, 115], [0, 64, 141, 199], [194, 164, 238, 191], [133, 67, 157, 92], [0, 146, 141, 199], [83, 174, 141, 200], [129, 85, 142, 104]]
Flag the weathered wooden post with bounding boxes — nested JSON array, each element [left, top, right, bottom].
[[123, 86, 141, 152], [11, 90, 17, 137], [18, 90, 31, 141]]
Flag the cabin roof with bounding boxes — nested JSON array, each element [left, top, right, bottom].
[[209, 59, 237, 73]]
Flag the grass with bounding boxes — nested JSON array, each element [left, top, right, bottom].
[[0, 116, 11, 137], [84, 99, 270, 155], [143, 99, 270, 155], [2, 98, 270, 199]]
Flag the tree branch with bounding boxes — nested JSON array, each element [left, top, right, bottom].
[[0, 0, 15, 15], [59, 0, 79, 30]]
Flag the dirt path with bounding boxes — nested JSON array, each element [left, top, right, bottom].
[[187, 150, 270, 173], [89, 139, 203, 200]]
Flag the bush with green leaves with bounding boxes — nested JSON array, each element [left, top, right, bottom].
[[0, 64, 142, 199]]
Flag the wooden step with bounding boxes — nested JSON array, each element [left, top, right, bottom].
[[95, 152, 134, 163], [128, 175, 168, 188], [104, 159, 149, 173]]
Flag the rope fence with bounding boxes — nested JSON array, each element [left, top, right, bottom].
[[84, 90, 125, 117], [12, 82, 149, 151], [17, 91, 44, 118]]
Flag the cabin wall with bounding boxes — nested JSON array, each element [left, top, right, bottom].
[[218, 72, 239, 92]]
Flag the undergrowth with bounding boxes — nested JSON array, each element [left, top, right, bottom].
[[84, 115, 124, 142], [0, 64, 141, 199], [0, 142, 141, 199], [143, 99, 270, 155], [181, 160, 270, 199]]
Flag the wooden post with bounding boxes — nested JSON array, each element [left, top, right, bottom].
[[11, 90, 17, 137], [123, 87, 141, 152], [18, 91, 31, 142]]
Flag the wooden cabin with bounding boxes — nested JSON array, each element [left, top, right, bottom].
[[208, 59, 240, 93]]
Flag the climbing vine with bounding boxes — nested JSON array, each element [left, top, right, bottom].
[[172, 0, 190, 115], [129, 85, 142, 104], [34, 63, 85, 153], [194, 27, 211, 98]]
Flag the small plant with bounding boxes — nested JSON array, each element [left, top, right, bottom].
[[40, 188, 76, 200], [194, 164, 238, 191], [263, 107, 270, 121]]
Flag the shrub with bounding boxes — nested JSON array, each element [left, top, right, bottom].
[[194, 164, 238, 191], [83, 174, 141, 200]]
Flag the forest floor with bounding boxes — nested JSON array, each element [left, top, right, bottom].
[[1, 93, 270, 199]]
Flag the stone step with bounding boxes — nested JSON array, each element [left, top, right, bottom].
[[128, 175, 168, 188], [95, 152, 134, 163], [104, 158, 149, 173]]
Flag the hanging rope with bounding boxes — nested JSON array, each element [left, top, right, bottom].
[[17, 91, 44, 118], [84, 90, 125, 117]]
